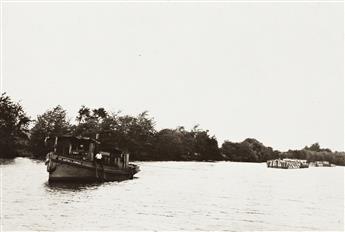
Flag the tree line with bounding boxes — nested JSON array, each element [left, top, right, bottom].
[[1, 93, 345, 165]]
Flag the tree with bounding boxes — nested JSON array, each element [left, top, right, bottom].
[[112, 111, 156, 160], [221, 141, 256, 162], [152, 125, 221, 161], [304, 142, 332, 153], [76, 105, 91, 123], [73, 106, 106, 138], [153, 128, 192, 161], [73, 107, 156, 160], [221, 138, 278, 162], [0, 93, 30, 158], [29, 105, 71, 158], [191, 126, 222, 161], [304, 143, 321, 152]]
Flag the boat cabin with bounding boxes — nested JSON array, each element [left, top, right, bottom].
[[45, 135, 129, 167]]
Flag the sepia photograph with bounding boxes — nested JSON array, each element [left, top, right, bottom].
[[0, 0, 344, 231]]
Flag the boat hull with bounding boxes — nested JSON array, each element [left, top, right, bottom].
[[47, 155, 139, 183]]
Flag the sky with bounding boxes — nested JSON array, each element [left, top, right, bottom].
[[1, 1, 344, 151]]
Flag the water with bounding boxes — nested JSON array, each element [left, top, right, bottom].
[[1, 158, 344, 231]]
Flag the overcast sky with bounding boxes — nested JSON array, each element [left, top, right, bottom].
[[2, 1, 344, 151]]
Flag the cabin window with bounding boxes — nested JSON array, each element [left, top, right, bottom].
[[71, 144, 85, 156], [56, 140, 71, 156]]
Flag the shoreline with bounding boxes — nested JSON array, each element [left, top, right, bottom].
[[2, 157, 344, 167]]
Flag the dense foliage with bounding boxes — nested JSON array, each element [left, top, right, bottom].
[[0, 93, 30, 158], [221, 139, 279, 162], [221, 141, 345, 166], [29, 106, 71, 157], [281, 143, 345, 166], [152, 126, 222, 161], [73, 107, 156, 161], [1, 93, 344, 165]]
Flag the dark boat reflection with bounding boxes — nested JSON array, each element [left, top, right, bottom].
[[44, 181, 104, 192], [44, 176, 139, 192]]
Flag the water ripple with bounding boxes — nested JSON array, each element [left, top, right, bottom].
[[2, 158, 344, 231]]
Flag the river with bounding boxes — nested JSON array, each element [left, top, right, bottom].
[[1, 158, 344, 231]]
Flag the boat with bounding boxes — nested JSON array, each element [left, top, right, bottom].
[[45, 135, 140, 182], [266, 159, 309, 169], [309, 161, 335, 167]]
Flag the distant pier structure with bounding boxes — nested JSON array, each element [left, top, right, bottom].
[[309, 161, 335, 167], [266, 159, 309, 169]]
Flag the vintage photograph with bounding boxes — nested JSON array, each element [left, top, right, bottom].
[[0, 0, 344, 231]]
